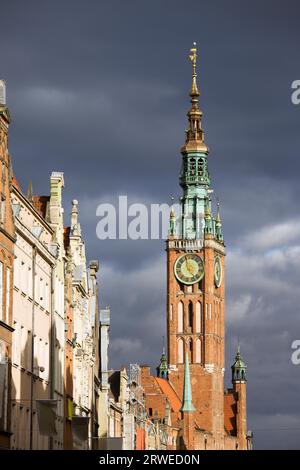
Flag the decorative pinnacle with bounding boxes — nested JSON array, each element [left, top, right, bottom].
[[27, 180, 33, 202], [170, 196, 175, 218], [216, 197, 221, 223], [189, 42, 199, 97]]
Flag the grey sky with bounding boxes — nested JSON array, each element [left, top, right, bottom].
[[1, 0, 300, 449]]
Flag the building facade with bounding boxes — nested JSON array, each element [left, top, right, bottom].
[[0, 81, 15, 449], [68, 200, 97, 449], [10, 179, 56, 449]]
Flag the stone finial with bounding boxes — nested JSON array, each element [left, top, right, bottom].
[[71, 199, 81, 236]]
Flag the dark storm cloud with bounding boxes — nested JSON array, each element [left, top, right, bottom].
[[1, 0, 300, 449]]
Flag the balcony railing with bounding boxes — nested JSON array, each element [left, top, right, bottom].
[[167, 239, 203, 250]]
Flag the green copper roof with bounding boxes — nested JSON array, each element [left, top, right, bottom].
[[231, 344, 247, 382], [180, 353, 196, 413], [157, 347, 168, 379]]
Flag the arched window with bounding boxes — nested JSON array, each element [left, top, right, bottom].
[[195, 338, 201, 363], [196, 301, 201, 333], [189, 339, 193, 363], [178, 338, 184, 364], [188, 302, 193, 330], [177, 302, 183, 333]]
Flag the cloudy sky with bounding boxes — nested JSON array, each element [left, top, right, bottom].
[[1, 0, 300, 449]]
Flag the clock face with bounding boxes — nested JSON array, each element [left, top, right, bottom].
[[214, 256, 222, 287], [174, 254, 204, 285]]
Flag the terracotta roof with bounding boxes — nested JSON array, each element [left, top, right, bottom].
[[12, 176, 22, 192], [32, 195, 49, 218], [155, 377, 182, 413], [224, 392, 237, 435]]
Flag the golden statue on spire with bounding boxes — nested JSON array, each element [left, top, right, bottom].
[[189, 42, 197, 77], [189, 42, 199, 97]]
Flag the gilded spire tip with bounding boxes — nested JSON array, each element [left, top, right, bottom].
[[181, 42, 208, 154]]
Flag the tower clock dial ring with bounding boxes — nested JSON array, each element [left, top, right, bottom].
[[174, 253, 204, 285], [214, 256, 222, 287]]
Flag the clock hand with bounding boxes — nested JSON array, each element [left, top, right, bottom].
[[185, 260, 194, 275]]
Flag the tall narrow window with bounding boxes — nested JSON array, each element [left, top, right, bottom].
[[196, 338, 202, 363], [0, 261, 3, 321], [189, 339, 193, 363], [20, 326, 26, 368], [178, 338, 184, 363], [6, 267, 10, 324], [196, 301, 202, 333], [0, 194, 6, 225], [177, 301, 183, 333], [188, 302, 193, 330], [28, 267, 33, 299]]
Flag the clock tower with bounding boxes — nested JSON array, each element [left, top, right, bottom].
[[166, 44, 227, 445]]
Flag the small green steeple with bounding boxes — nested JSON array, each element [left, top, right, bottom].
[[180, 353, 196, 412], [231, 344, 247, 383], [204, 198, 214, 235], [157, 337, 168, 379], [168, 197, 176, 237]]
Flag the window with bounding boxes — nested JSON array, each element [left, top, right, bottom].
[[20, 261, 26, 294], [0, 194, 5, 225], [15, 324, 21, 366], [20, 326, 26, 368], [196, 301, 202, 333], [196, 338, 202, 363], [177, 302, 183, 333], [188, 302, 193, 330], [45, 283, 49, 311], [0, 261, 3, 320], [169, 304, 173, 321], [5, 267, 10, 323], [198, 158, 205, 177], [28, 267, 32, 299], [2, 162, 6, 184], [0, 261, 3, 321], [187, 339, 193, 363], [178, 338, 184, 364]]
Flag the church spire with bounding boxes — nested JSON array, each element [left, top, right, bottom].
[[156, 336, 168, 379], [181, 43, 208, 154], [180, 353, 196, 412]]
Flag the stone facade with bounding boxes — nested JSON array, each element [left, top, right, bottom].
[[68, 200, 97, 449], [10, 181, 56, 449]]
